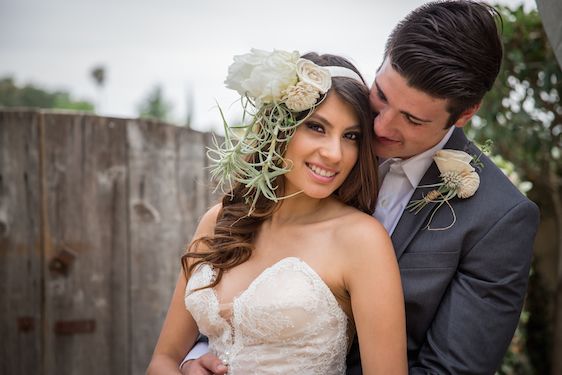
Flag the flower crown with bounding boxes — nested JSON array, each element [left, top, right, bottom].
[[207, 49, 363, 212]]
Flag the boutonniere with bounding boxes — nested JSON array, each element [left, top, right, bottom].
[[407, 149, 481, 230]]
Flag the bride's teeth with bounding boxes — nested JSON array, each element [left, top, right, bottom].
[[310, 164, 335, 177]]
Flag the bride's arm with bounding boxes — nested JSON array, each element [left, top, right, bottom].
[[345, 215, 407, 375], [146, 204, 222, 375]]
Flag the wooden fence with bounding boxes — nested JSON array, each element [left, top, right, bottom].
[[0, 109, 219, 374]]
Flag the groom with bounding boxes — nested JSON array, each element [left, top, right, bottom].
[[182, 1, 540, 374]]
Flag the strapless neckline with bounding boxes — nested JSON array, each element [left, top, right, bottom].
[[213, 257, 344, 312], [185, 256, 349, 374]]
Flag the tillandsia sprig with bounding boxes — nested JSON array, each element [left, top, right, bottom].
[[207, 49, 332, 214], [407, 149, 481, 230], [470, 139, 493, 170]]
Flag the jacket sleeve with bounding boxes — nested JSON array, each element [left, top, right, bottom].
[[410, 199, 539, 375]]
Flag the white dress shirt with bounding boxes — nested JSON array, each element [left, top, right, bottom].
[[374, 127, 455, 235]]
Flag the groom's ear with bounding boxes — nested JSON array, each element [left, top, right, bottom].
[[454, 102, 481, 128]]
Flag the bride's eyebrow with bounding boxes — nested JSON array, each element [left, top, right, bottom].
[[307, 113, 361, 131]]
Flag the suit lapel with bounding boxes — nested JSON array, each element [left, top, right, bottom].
[[391, 128, 470, 259], [391, 162, 441, 259]]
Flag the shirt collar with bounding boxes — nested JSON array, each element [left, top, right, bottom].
[[393, 126, 455, 188]]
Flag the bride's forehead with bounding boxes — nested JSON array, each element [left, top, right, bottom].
[[312, 93, 359, 125]]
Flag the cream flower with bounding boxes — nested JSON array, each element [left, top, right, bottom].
[[296, 58, 332, 94], [434, 149, 474, 174], [457, 171, 480, 198], [283, 81, 320, 112], [407, 148, 482, 230], [224, 49, 299, 104], [434, 149, 480, 199]]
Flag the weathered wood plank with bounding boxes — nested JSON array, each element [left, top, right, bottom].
[[0, 111, 42, 375], [1, 110, 219, 374], [41, 113, 129, 375], [127, 120, 211, 374]]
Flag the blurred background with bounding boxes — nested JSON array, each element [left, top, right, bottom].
[[0, 0, 537, 131], [1, 0, 561, 374]]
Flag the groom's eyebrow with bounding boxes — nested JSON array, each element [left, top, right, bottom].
[[375, 80, 432, 124]]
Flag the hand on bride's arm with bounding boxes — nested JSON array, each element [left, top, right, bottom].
[[345, 216, 407, 375], [180, 353, 228, 375], [146, 205, 223, 375]]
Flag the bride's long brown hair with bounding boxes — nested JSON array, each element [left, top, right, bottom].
[[181, 53, 379, 287]]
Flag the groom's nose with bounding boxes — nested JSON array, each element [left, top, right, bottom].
[[373, 107, 397, 136]]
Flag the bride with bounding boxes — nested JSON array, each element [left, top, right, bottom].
[[146, 50, 406, 374]]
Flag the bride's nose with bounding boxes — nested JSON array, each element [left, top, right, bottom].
[[318, 137, 343, 163]]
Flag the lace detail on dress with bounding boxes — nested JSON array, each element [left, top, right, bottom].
[[185, 257, 348, 374]]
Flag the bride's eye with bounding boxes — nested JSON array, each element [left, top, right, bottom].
[[344, 131, 361, 141], [306, 122, 325, 133]]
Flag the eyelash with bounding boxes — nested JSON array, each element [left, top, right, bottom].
[[406, 116, 423, 126], [307, 122, 324, 133], [306, 123, 361, 141], [345, 132, 361, 141]]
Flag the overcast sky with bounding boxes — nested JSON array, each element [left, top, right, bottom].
[[0, 0, 536, 132]]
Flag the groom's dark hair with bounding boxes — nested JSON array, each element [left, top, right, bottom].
[[384, 0, 503, 127]]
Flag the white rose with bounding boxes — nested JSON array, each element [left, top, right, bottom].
[[433, 149, 475, 174], [296, 58, 332, 94], [283, 82, 320, 112], [224, 49, 269, 94], [224, 49, 299, 104]]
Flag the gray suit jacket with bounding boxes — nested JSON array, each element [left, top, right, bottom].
[[346, 128, 540, 374]]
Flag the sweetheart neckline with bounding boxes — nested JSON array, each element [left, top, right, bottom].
[[185, 256, 350, 374], [204, 257, 345, 316]]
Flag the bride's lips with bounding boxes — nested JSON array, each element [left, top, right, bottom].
[[306, 162, 338, 183]]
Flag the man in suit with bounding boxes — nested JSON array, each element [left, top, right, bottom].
[[182, 1, 540, 374]]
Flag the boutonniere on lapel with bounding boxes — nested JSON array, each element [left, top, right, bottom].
[[407, 149, 481, 231]]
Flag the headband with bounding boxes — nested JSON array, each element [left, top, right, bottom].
[[325, 66, 363, 83]]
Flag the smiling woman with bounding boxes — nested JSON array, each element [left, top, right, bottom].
[[283, 92, 361, 199], [145, 49, 407, 375]]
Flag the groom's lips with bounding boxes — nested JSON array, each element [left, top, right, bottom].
[[376, 136, 400, 145]]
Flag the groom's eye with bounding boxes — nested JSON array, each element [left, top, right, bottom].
[[405, 116, 423, 126]]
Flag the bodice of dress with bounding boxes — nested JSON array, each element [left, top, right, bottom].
[[185, 257, 349, 375]]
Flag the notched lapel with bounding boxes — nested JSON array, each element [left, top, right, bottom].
[[391, 128, 470, 260], [391, 162, 441, 259]]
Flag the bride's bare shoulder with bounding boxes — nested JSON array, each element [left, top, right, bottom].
[[334, 208, 393, 259], [194, 203, 222, 238], [335, 207, 386, 237]]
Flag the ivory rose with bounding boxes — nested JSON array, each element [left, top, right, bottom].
[[295, 58, 332, 94], [434, 149, 475, 174]]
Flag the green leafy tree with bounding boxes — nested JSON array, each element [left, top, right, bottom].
[[137, 84, 173, 122], [0, 77, 94, 111], [468, 5, 561, 375]]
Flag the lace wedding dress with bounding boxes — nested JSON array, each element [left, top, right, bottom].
[[185, 257, 349, 374]]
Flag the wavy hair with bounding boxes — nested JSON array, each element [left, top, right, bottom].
[[181, 53, 378, 287]]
